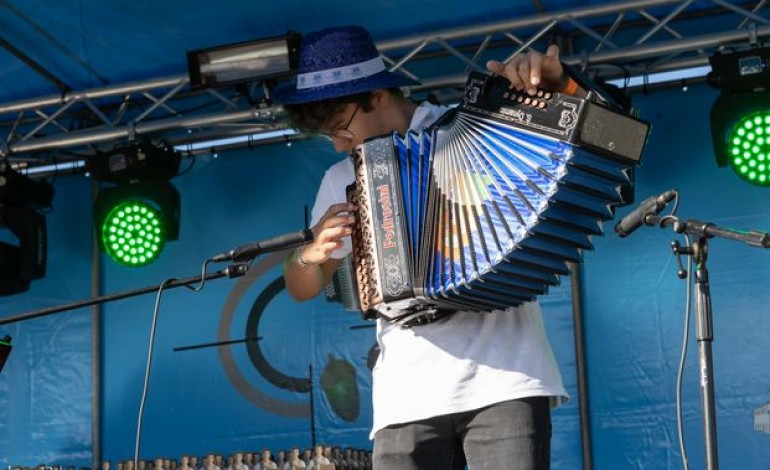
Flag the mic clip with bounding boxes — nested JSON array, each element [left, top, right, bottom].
[[224, 263, 250, 278]]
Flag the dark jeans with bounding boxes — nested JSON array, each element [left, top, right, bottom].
[[372, 397, 551, 470]]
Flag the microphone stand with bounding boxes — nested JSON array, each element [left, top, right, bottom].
[[643, 214, 770, 470], [0, 263, 250, 326]]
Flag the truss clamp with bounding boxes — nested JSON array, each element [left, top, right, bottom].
[[748, 22, 759, 46]]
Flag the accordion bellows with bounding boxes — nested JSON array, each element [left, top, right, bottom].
[[347, 72, 649, 325]]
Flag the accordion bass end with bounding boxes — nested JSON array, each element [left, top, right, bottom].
[[347, 71, 650, 326]]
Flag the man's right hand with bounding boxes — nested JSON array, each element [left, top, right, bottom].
[[284, 201, 356, 302], [299, 202, 356, 266]]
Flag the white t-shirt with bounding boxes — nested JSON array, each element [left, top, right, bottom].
[[309, 102, 568, 437]]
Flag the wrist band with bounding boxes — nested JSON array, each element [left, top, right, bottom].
[[295, 247, 313, 269], [561, 77, 579, 96]]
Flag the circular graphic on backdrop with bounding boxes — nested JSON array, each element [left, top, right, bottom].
[[245, 275, 311, 393], [217, 250, 310, 418]]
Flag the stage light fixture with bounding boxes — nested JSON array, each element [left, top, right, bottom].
[[0, 163, 54, 296], [91, 142, 181, 267], [0, 335, 11, 373], [708, 46, 770, 186], [187, 31, 301, 89]]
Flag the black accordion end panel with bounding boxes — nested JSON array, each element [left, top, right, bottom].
[[347, 71, 651, 326]]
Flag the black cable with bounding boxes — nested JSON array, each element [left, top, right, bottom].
[[185, 259, 215, 292], [132, 259, 214, 466], [656, 191, 690, 470], [676, 232, 693, 470], [175, 154, 197, 177], [133, 277, 174, 469], [129, 258, 238, 469]]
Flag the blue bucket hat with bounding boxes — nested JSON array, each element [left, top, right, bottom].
[[271, 25, 419, 105]]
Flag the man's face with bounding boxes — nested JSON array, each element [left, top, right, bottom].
[[324, 101, 391, 155], [324, 103, 363, 154]]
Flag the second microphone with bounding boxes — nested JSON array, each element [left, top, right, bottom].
[[211, 229, 314, 262]]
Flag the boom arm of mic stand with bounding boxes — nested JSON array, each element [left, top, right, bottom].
[[0, 263, 250, 326], [645, 214, 770, 248]]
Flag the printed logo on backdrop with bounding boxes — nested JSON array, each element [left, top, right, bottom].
[[217, 250, 362, 422], [754, 391, 770, 434]]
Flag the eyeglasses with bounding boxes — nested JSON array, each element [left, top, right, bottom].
[[323, 105, 359, 140]]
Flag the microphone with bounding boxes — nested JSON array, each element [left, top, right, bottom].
[[211, 229, 314, 262], [615, 189, 677, 238]]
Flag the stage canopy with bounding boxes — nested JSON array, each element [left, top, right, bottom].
[[0, 0, 766, 169]]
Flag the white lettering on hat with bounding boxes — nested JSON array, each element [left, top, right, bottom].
[[296, 57, 385, 90]]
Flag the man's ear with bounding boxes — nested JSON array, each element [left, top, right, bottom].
[[370, 89, 389, 108]]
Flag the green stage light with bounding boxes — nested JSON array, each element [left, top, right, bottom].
[[93, 180, 181, 267], [90, 142, 181, 267], [708, 47, 770, 187], [101, 200, 165, 267], [728, 111, 770, 186]]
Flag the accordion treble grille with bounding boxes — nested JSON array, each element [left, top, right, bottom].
[[347, 153, 383, 316]]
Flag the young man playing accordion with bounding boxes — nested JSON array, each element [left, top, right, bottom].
[[278, 25, 584, 470]]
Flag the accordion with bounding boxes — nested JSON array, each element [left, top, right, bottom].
[[347, 71, 650, 326]]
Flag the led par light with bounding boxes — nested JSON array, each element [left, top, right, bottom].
[[91, 142, 181, 266], [708, 47, 770, 186]]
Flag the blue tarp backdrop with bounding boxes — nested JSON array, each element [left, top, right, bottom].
[[1, 82, 769, 468]]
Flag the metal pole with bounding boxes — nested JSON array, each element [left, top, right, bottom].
[[693, 239, 719, 470], [6, 109, 260, 154], [0, 36, 70, 92], [569, 261, 594, 470], [0, 75, 187, 115], [0, 265, 247, 326], [377, 0, 683, 50], [90, 180, 103, 469], [309, 364, 316, 448]]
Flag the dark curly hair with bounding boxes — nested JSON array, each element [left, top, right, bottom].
[[282, 88, 403, 133]]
